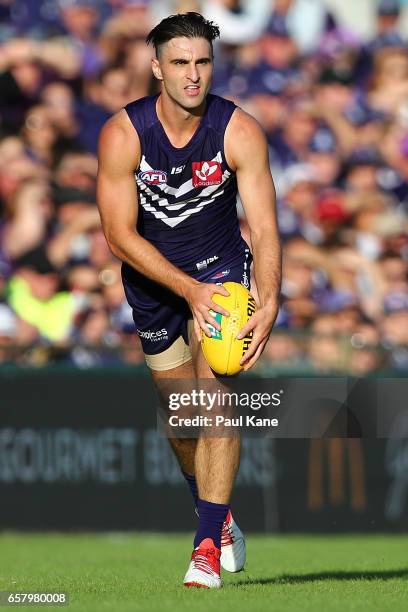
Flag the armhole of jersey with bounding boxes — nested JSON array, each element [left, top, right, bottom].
[[123, 103, 143, 172], [123, 100, 146, 143], [223, 106, 239, 175]]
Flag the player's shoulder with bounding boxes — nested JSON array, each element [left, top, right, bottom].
[[225, 107, 267, 169], [227, 106, 265, 142], [98, 109, 140, 167], [99, 110, 138, 148]]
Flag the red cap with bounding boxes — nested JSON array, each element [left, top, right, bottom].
[[316, 192, 348, 223]]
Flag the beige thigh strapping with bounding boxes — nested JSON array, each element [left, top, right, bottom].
[[144, 320, 195, 371]]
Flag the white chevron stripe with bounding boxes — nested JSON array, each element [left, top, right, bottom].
[[138, 179, 230, 227], [137, 174, 229, 208], [138, 151, 223, 199], [140, 191, 225, 227], [136, 152, 232, 227]]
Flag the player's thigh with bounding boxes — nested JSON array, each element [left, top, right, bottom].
[[150, 355, 195, 417], [150, 354, 195, 381], [187, 319, 216, 379], [123, 268, 194, 374], [145, 332, 193, 374], [149, 335, 197, 429]]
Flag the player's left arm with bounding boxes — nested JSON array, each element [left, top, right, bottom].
[[225, 108, 282, 370]]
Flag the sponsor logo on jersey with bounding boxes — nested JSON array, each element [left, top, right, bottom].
[[136, 153, 229, 228], [170, 165, 185, 175], [211, 269, 231, 280], [196, 255, 219, 271], [137, 327, 168, 341], [192, 161, 222, 187], [138, 170, 167, 185]]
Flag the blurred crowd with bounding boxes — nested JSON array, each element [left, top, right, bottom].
[[0, 0, 407, 373]]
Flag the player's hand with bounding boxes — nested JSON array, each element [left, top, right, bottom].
[[237, 302, 279, 371], [184, 281, 230, 341]]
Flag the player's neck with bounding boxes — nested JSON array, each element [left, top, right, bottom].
[[156, 93, 206, 147]]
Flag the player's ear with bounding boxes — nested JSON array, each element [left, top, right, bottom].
[[151, 57, 163, 81]]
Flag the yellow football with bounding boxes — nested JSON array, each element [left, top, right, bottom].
[[201, 281, 257, 376]]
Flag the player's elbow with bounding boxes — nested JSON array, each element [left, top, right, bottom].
[[104, 227, 138, 261], [106, 238, 122, 260], [102, 228, 123, 259]]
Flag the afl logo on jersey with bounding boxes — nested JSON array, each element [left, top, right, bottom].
[[192, 161, 222, 187], [138, 170, 167, 185]]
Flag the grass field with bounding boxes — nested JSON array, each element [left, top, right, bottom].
[[0, 533, 407, 611]]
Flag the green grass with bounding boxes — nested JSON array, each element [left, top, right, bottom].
[[0, 533, 407, 611]]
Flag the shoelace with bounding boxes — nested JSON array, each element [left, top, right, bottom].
[[192, 549, 218, 575], [221, 521, 234, 547]]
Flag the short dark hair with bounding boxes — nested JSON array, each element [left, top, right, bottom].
[[146, 12, 220, 57]]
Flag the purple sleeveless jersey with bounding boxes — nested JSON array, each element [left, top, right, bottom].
[[121, 93, 252, 355], [123, 93, 248, 277]]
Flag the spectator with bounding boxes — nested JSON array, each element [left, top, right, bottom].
[[367, 0, 405, 54], [7, 248, 83, 342], [368, 47, 408, 116]]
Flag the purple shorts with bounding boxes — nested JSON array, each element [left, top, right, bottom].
[[122, 250, 252, 355]]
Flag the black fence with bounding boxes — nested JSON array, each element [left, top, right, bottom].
[[0, 368, 407, 532]]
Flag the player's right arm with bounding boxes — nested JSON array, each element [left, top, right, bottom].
[[96, 110, 229, 338]]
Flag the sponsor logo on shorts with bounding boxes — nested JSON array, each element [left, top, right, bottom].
[[196, 255, 219, 271], [192, 161, 222, 187], [211, 269, 230, 280], [138, 170, 167, 185], [207, 311, 222, 340], [137, 328, 168, 341], [242, 271, 249, 288]]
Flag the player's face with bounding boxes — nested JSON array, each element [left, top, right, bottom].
[[152, 37, 213, 110]]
